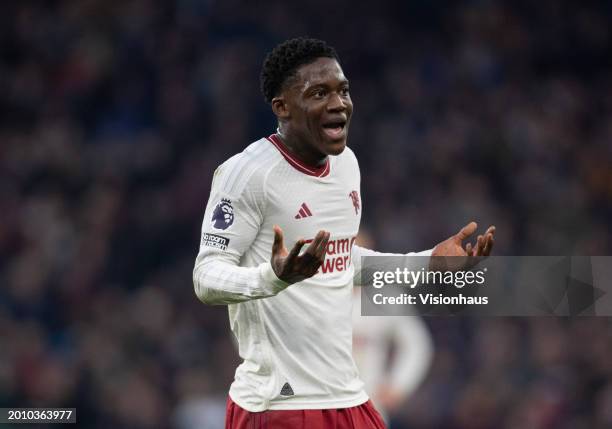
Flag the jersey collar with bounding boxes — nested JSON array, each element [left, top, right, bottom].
[[266, 134, 330, 178]]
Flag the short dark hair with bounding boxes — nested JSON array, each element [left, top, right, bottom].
[[260, 37, 339, 103]]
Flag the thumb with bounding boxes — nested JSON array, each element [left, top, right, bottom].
[[456, 221, 477, 241], [272, 225, 284, 256]]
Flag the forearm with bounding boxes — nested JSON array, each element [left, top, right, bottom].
[[193, 253, 289, 305], [352, 245, 433, 286]]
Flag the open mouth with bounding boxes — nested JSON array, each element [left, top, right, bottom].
[[322, 120, 347, 140]]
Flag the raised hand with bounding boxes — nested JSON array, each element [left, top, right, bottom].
[[430, 222, 495, 270], [271, 225, 330, 284]]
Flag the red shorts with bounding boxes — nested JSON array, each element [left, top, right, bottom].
[[225, 397, 387, 429]]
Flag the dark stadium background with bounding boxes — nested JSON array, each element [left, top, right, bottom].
[[1, 1, 611, 428]]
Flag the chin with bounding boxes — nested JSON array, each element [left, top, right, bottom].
[[328, 144, 346, 155], [324, 139, 347, 155]]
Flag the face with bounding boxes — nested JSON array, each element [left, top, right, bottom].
[[274, 57, 353, 160]]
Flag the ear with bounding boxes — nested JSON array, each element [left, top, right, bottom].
[[271, 96, 290, 119]]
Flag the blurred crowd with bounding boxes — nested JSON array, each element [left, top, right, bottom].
[[0, 0, 611, 428]]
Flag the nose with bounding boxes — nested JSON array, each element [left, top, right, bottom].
[[327, 92, 347, 112]]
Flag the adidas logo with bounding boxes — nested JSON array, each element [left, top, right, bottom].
[[280, 382, 294, 396], [294, 203, 313, 219]]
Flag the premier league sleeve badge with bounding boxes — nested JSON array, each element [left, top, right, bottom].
[[211, 198, 234, 230]]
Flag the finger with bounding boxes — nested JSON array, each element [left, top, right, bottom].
[[482, 233, 494, 256], [475, 235, 485, 256], [287, 238, 306, 262], [272, 225, 284, 256], [305, 230, 327, 255], [314, 231, 331, 260], [465, 242, 473, 257], [456, 222, 478, 241], [301, 232, 328, 272], [485, 225, 496, 236], [300, 232, 329, 273]]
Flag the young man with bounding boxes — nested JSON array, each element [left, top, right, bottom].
[[193, 38, 494, 429]]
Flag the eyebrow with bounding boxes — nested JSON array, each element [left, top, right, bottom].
[[303, 79, 350, 91]]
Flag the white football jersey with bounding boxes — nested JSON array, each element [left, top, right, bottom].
[[193, 134, 423, 412]]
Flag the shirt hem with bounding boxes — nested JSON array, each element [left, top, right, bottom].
[[267, 392, 369, 410], [229, 391, 370, 412]]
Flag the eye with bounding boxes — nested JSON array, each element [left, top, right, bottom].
[[340, 87, 350, 96], [312, 88, 326, 99]]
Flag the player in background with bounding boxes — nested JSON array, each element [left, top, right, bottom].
[[352, 229, 433, 426], [193, 38, 495, 429]]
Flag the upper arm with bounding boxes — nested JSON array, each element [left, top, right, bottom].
[[197, 159, 265, 265]]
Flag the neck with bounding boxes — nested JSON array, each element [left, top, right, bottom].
[[276, 128, 327, 168]]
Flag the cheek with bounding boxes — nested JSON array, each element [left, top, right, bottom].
[[304, 109, 320, 129], [346, 100, 354, 116]]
